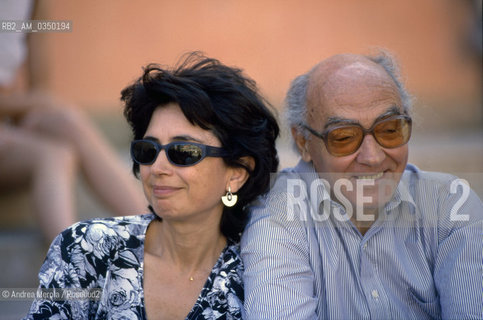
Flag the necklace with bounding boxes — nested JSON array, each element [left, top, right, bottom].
[[189, 276, 194, 281]]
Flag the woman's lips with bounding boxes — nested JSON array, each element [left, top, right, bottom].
[[152, 185, 181, 196]]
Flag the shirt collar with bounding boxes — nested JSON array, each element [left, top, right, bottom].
[[384, 171, 417, 215]]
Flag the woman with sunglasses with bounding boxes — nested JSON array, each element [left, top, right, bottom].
[[25, 52, 279, 319]]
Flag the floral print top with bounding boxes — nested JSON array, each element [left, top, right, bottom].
[[24, 214, 244, 319]]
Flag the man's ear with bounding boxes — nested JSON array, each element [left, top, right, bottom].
[[291, 127, 312, 162], [228, 156, 255, 193]]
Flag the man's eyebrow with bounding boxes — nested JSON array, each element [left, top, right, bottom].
[[323, 105, 403, 130], [323, 117, 358, 130], [375, 105, 403, 121]]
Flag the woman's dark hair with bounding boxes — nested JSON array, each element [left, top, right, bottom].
[[121, 52, 279, 242]]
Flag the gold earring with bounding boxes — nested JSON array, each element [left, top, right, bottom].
[[221, 186, 237, 207]]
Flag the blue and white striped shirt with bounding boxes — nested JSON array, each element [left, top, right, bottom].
[[241, 160, 483, 319]]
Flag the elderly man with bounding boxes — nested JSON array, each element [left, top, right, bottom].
[[241, 52, 482, 319]]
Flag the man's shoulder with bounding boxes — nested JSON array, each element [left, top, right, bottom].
[[265, 160, 319, 194], [253, 164, 308, 208], [403, 164, 460, 185], [401, 164, 478, 199], [247, 161, 322, 227], [401, 164, 483, 224]]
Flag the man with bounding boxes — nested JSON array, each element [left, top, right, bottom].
[[241, 52, 482, 319]]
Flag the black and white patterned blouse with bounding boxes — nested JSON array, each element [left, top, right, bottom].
[[24, 214, 244, 319]]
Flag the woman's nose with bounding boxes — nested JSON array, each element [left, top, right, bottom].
[[149, 149, 173, 174]]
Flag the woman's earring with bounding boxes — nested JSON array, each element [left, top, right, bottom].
[[221, 186, 238, 207]]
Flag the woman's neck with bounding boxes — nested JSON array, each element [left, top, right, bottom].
[[145, 217, 227, 273]]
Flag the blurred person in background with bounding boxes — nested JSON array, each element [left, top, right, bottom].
[[241, 51, 483, 319], [0, 0, 146, 242], [24, 53, 279, 319]]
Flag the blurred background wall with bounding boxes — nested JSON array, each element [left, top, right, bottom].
[[30, 0, 481, 124], [26, 0, 482, 168]]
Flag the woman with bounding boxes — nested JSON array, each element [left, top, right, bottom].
[[24, 52, 279, 319]]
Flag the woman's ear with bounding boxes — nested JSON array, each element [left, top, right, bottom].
[[228, 156, 255, 193], [291, 127, 312, 162]]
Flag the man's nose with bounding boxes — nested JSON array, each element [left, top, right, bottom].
[[355, 134, 385, 166]]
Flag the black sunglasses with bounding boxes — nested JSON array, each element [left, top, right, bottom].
[[130, 139, 229, 167], [303, 115, 412, 157]]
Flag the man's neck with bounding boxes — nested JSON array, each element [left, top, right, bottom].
[[350, 207, 379, 236]]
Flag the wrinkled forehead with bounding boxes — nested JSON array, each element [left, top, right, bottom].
[[306, 55, 402, 121]]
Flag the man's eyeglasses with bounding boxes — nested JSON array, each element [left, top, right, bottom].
[[130, 140, 229, 167], [302, 115, 412, 157]]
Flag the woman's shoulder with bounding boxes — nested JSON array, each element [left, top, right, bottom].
[[68, 213, 155, 230], [222, 242, 242, 267], [212, 241, 243, 286], [190, 242, 244, 319], [57, 213, 155, 242], [47, 213, 155, 266], [39, 214, 154, 287]]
